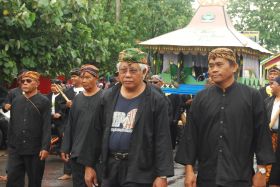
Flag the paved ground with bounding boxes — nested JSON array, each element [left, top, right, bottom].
[[0, 150, 185, 187]]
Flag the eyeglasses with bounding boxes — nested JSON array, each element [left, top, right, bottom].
[[21, 79, 33, 84], [119, 68, 140, 75], [151, 81, 159, 84]]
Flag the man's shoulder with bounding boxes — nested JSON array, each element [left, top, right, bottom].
[[37, 93, 51, 103]]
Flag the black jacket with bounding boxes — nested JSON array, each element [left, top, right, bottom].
[[46, 93, 65, 127], [2, 87, 22, 112], [8, 94, 51, 154], [80, 83, 174, 183], [264, 96, 280, 160]]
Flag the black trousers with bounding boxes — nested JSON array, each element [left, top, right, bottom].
[[71, 158, 86, 187], [64, 161, 72, 175], [102, 157, 152, 187], [6, 148, 45, 187]]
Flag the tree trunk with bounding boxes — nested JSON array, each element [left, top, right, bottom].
[[116, 0, 121, 22]]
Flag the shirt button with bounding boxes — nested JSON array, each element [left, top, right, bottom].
[[220, 135, 223, 139], [221, 107, 224, 110], [22, 130, 25, 133], [219, 149, 223, 153], [23, 140, 26, 143], [220, 121, 224, 124]]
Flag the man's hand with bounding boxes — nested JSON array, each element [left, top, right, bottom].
[[85, 166, 98, 187], [53, 113, 61, 119], [4, 104, 11, 111], [39, 150, 49, 160], [252, 172, 266, 187], [152, 177, 167, 187], [66, 100, 72, 108], [61, 152, 70, 162], [184, 165, 196, 187]]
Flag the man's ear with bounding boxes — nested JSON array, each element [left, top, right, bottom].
[[232, 63, 239, 73]]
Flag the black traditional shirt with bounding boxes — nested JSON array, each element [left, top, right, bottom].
[[61, 90, 103, 158], [8, 93, 51, 154], [176, 82, 275, 187]]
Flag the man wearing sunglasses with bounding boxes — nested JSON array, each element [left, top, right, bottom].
[[82, 48, 174, 187], [6, 71, 51, 187]]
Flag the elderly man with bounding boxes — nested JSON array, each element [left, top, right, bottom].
[[82, 48, 174, 187], [260, 67, 280, 100], [176, 48, 275, 187], [61, 64, 103, 187], [7, 71, 51, 187]]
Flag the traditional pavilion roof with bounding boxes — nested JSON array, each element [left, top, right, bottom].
[[140, 1, 271, 56]]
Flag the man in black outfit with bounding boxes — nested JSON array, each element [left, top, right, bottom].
[[6, 71, 51, 187], [0, 69, 28, 182], [61, 64, 103, 187], [2, 69, 28, 113], [46, 79, 65, 153], [176, 48, 275, 187], [259, 67, 280, 100], [264, 77, 280, 186], [83, 48, 174, 187], [57, 68, 84, 180]]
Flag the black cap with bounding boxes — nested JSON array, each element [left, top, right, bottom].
[[51, 79, 62, 85], [70, 68, 81, 76]]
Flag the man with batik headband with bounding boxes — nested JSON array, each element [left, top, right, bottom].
[[176, 48, 275, 187], [57, 67, 84, 180], [61, 64, 103, 187], [83, 48, 174, 187], [7, 71, 51, 187], [264, 77, 280, 186], [0, 69, 28, 182], [260, 67, 280, 100]]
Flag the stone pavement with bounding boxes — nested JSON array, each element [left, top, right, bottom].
[[0, 150, 186, 187]]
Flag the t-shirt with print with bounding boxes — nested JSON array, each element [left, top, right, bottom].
[[109, 92, 143, 152]]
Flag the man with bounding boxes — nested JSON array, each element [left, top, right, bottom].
[[260, 67, 280, 100], [60, 64, 103, 187], [82, 48, 174, 187], [0, 69, 28, 182], [264, 77, 280, 186], [176, 48, 275, 187], [46, 79, 65, 153], [6, 71, 51, 187], [2, 69, 28, 113], [57, 68, 84, 180], [150, 74, 164, 88]]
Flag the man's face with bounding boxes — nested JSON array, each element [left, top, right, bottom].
[[268, 71, 279, 83], [118, 62, 144, 90], [151, 77, 163, 88], [81, 72, 97, 91], [208, 57, 238, 85], [21, 78, 38, 94], [270, 81, 280, 95], [51, 84, 58, 94], [71, 75, 82, 87]]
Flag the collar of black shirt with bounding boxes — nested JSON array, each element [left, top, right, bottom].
[[214, 81, 237, 94]]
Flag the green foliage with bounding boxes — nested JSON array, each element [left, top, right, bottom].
[[0, 0, 193, 84], [227, 0, 280, 52]]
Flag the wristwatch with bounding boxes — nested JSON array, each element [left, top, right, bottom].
[[257, 167, 266, 175]]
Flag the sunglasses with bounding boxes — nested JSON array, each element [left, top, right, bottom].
[[21, 79, 33, 84]]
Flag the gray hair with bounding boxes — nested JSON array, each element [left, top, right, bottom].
[[116, 62, 148, 79]]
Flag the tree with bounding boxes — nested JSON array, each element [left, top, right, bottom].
[[0, 0, 193, 84], [227, 0, 280, 52]]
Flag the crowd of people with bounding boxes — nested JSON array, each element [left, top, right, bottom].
[[0, 47, 279, 187]]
